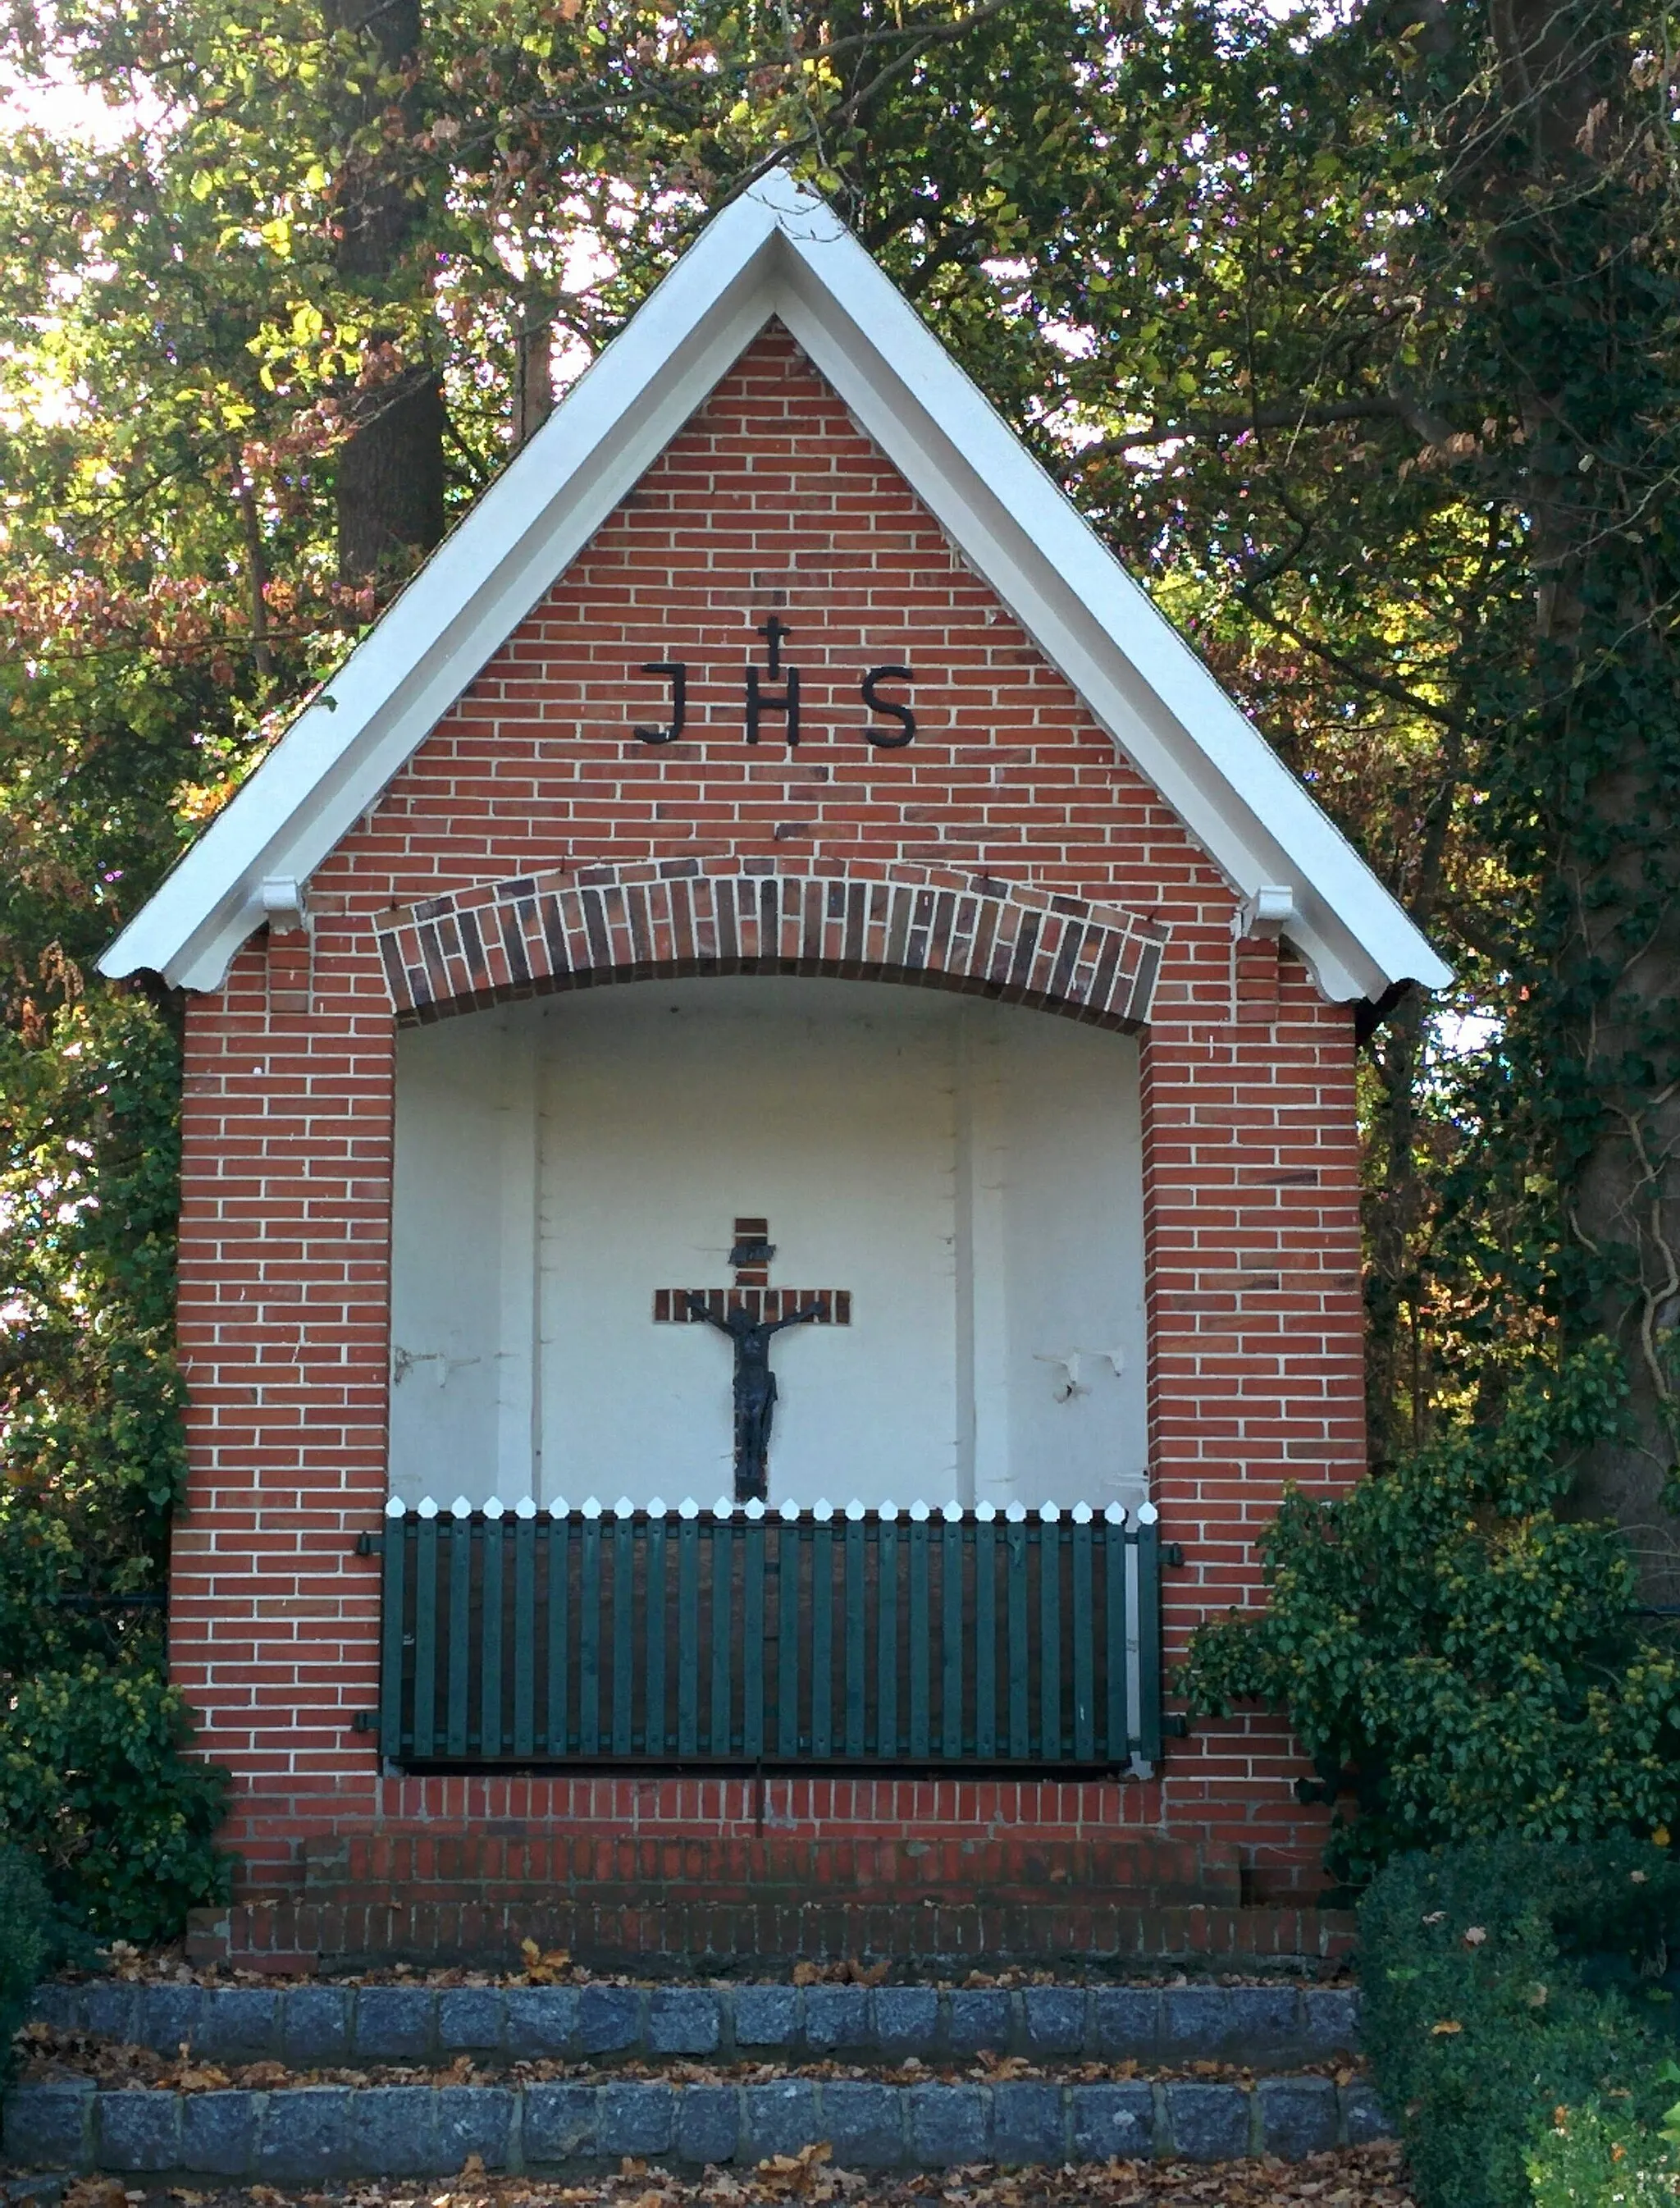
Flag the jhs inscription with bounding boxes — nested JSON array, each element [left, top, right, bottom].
[[633, 616, 915, 750]]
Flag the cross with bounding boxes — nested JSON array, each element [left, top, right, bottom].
[[653, 1216, 851, 1502]]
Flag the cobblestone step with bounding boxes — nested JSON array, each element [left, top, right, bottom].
[[2, 2074, 1393, 2178], [27, 1981, 1360, 2069]]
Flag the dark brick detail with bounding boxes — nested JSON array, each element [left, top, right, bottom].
[[374, 864, 1169, 1034]]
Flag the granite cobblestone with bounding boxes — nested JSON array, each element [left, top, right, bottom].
[[27, 1980, 1362, 2068], [2, 2074, 1393, 2178]]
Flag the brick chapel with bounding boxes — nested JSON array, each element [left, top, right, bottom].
[[102, 169, 1448, 1973]]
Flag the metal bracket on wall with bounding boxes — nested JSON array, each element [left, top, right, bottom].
[[354, 1532, 384, 1557]]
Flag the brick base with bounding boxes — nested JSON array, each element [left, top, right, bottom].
[[184, 1830, 1352, 1975], [189, 1895, 1354, 1976], [299, 1830, 1243, 1907]]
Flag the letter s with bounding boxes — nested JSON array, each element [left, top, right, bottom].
[[861, 665, 915, 749]]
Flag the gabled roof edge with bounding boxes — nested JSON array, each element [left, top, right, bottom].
[[98, 167, 1451, 1007]]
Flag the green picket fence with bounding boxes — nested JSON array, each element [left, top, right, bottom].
[[372, 1500, 1176, 1771]]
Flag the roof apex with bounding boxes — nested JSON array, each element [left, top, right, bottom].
[[99, 162, 1449, 1005]]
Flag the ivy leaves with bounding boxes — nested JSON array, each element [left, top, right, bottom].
[[1181, 1345, 1680, 1886]]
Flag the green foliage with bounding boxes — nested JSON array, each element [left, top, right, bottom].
[[1, 988, 231, 1938], [0, 1653, 231, 1944], [1359, 1838, 1680, 2208], [0, 1844, 51, 2079], [1182, 1346, 1680, 1885], [1, 990, 187, 1539], [1527, 2091, 1680, 2208]]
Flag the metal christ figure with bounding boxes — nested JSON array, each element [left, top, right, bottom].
[[686, 1291, 829, 1503]]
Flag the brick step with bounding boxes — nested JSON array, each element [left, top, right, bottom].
[[2, 2073, 1394, 2180], [29, 1978, 1363, 2069], [187, 1898, 1355, 1974], [299, 1831, 1244, 1908]]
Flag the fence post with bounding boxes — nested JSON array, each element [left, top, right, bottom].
[[1135, 1502, 1163, 1767]]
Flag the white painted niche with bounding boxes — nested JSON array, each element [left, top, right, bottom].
[[387, 975, 1148, 1514]]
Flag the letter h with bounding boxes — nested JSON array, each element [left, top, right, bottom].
[[746, 663, 801, 747]]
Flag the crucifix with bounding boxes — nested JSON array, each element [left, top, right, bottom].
[[653, 1217, 851, 1502]]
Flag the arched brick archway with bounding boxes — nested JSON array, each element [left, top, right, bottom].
[[374, 860, 1170, 1030]]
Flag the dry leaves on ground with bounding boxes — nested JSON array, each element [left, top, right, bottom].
[[52, 1945, 1352, 1995], [11, 2029, 1362, 2097], [30, 2141, 1414, 2208]]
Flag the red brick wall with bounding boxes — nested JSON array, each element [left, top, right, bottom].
[[172, 325, 1363, 1909]]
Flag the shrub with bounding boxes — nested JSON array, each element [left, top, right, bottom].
[[1527, 2091, 1680, 2208], [0, 1639, 231, 1944], [0, 1844, 51, 2078], [1181, 1345, 1680, 1886], [1358, 1837, 1680, 2208], [1, 994, 231, 1937]]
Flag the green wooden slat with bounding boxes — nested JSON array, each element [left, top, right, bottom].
[[513, 1513, 536, 1758], [743, 1519, 765, 1761], [974, 1516, 997, 1759], [414, 1517, 438, 1758], [876, 1517, 898, 1758], [611, 1515, 635, 1757], [907, 1518, 930, 1758], [844, 1519, 866, 1758], [1072, 1519, 1094, 1762], [1136, 1511, 1163, 1764], [387, 1498, 1132, 1775], [810, 1522, 833, 1758], [579, 1517, 601, 1756], [545, 1515, 571, 1756], [710, 1522, 733, 1753], [380, 1513, 407, 1759], [480, 1515, 504, 1754], [777, 1522, 799, 1758], [678, 1517, 700, 1756], [1104, 1512, 1128, 1762], [446, 1516, 472, 1758], [1006, 1519, 1029, 1758], [1039, 1518, 1062, 1761], [940, 1515, 963, 1760], [645, 1515, 668, 1755]]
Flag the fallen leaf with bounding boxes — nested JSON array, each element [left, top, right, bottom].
[[65, 2182, 127, 2208], [459, 2153, 486, 2179], [176, 2065, 232, 2092], [1431, 2021, 1463, 2036], [1462, 1927, 1487, 1948]]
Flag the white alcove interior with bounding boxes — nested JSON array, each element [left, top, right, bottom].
[[387, 975, 1149, 1513]]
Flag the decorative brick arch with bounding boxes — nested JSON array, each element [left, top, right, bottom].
[[374, 860, 1170, 1030]]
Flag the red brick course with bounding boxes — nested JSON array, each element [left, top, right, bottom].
[[171, 323, 1364, 1939]]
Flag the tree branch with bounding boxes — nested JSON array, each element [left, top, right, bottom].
[[1084, 395, 1410, 456]]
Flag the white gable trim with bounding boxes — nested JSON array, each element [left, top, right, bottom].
[[99, 169, 1449, 1005]]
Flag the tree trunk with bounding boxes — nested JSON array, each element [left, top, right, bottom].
[[326, 0, 445, 586], [514, 307, 555, 449], [1468, 0, 1680, 1590]]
